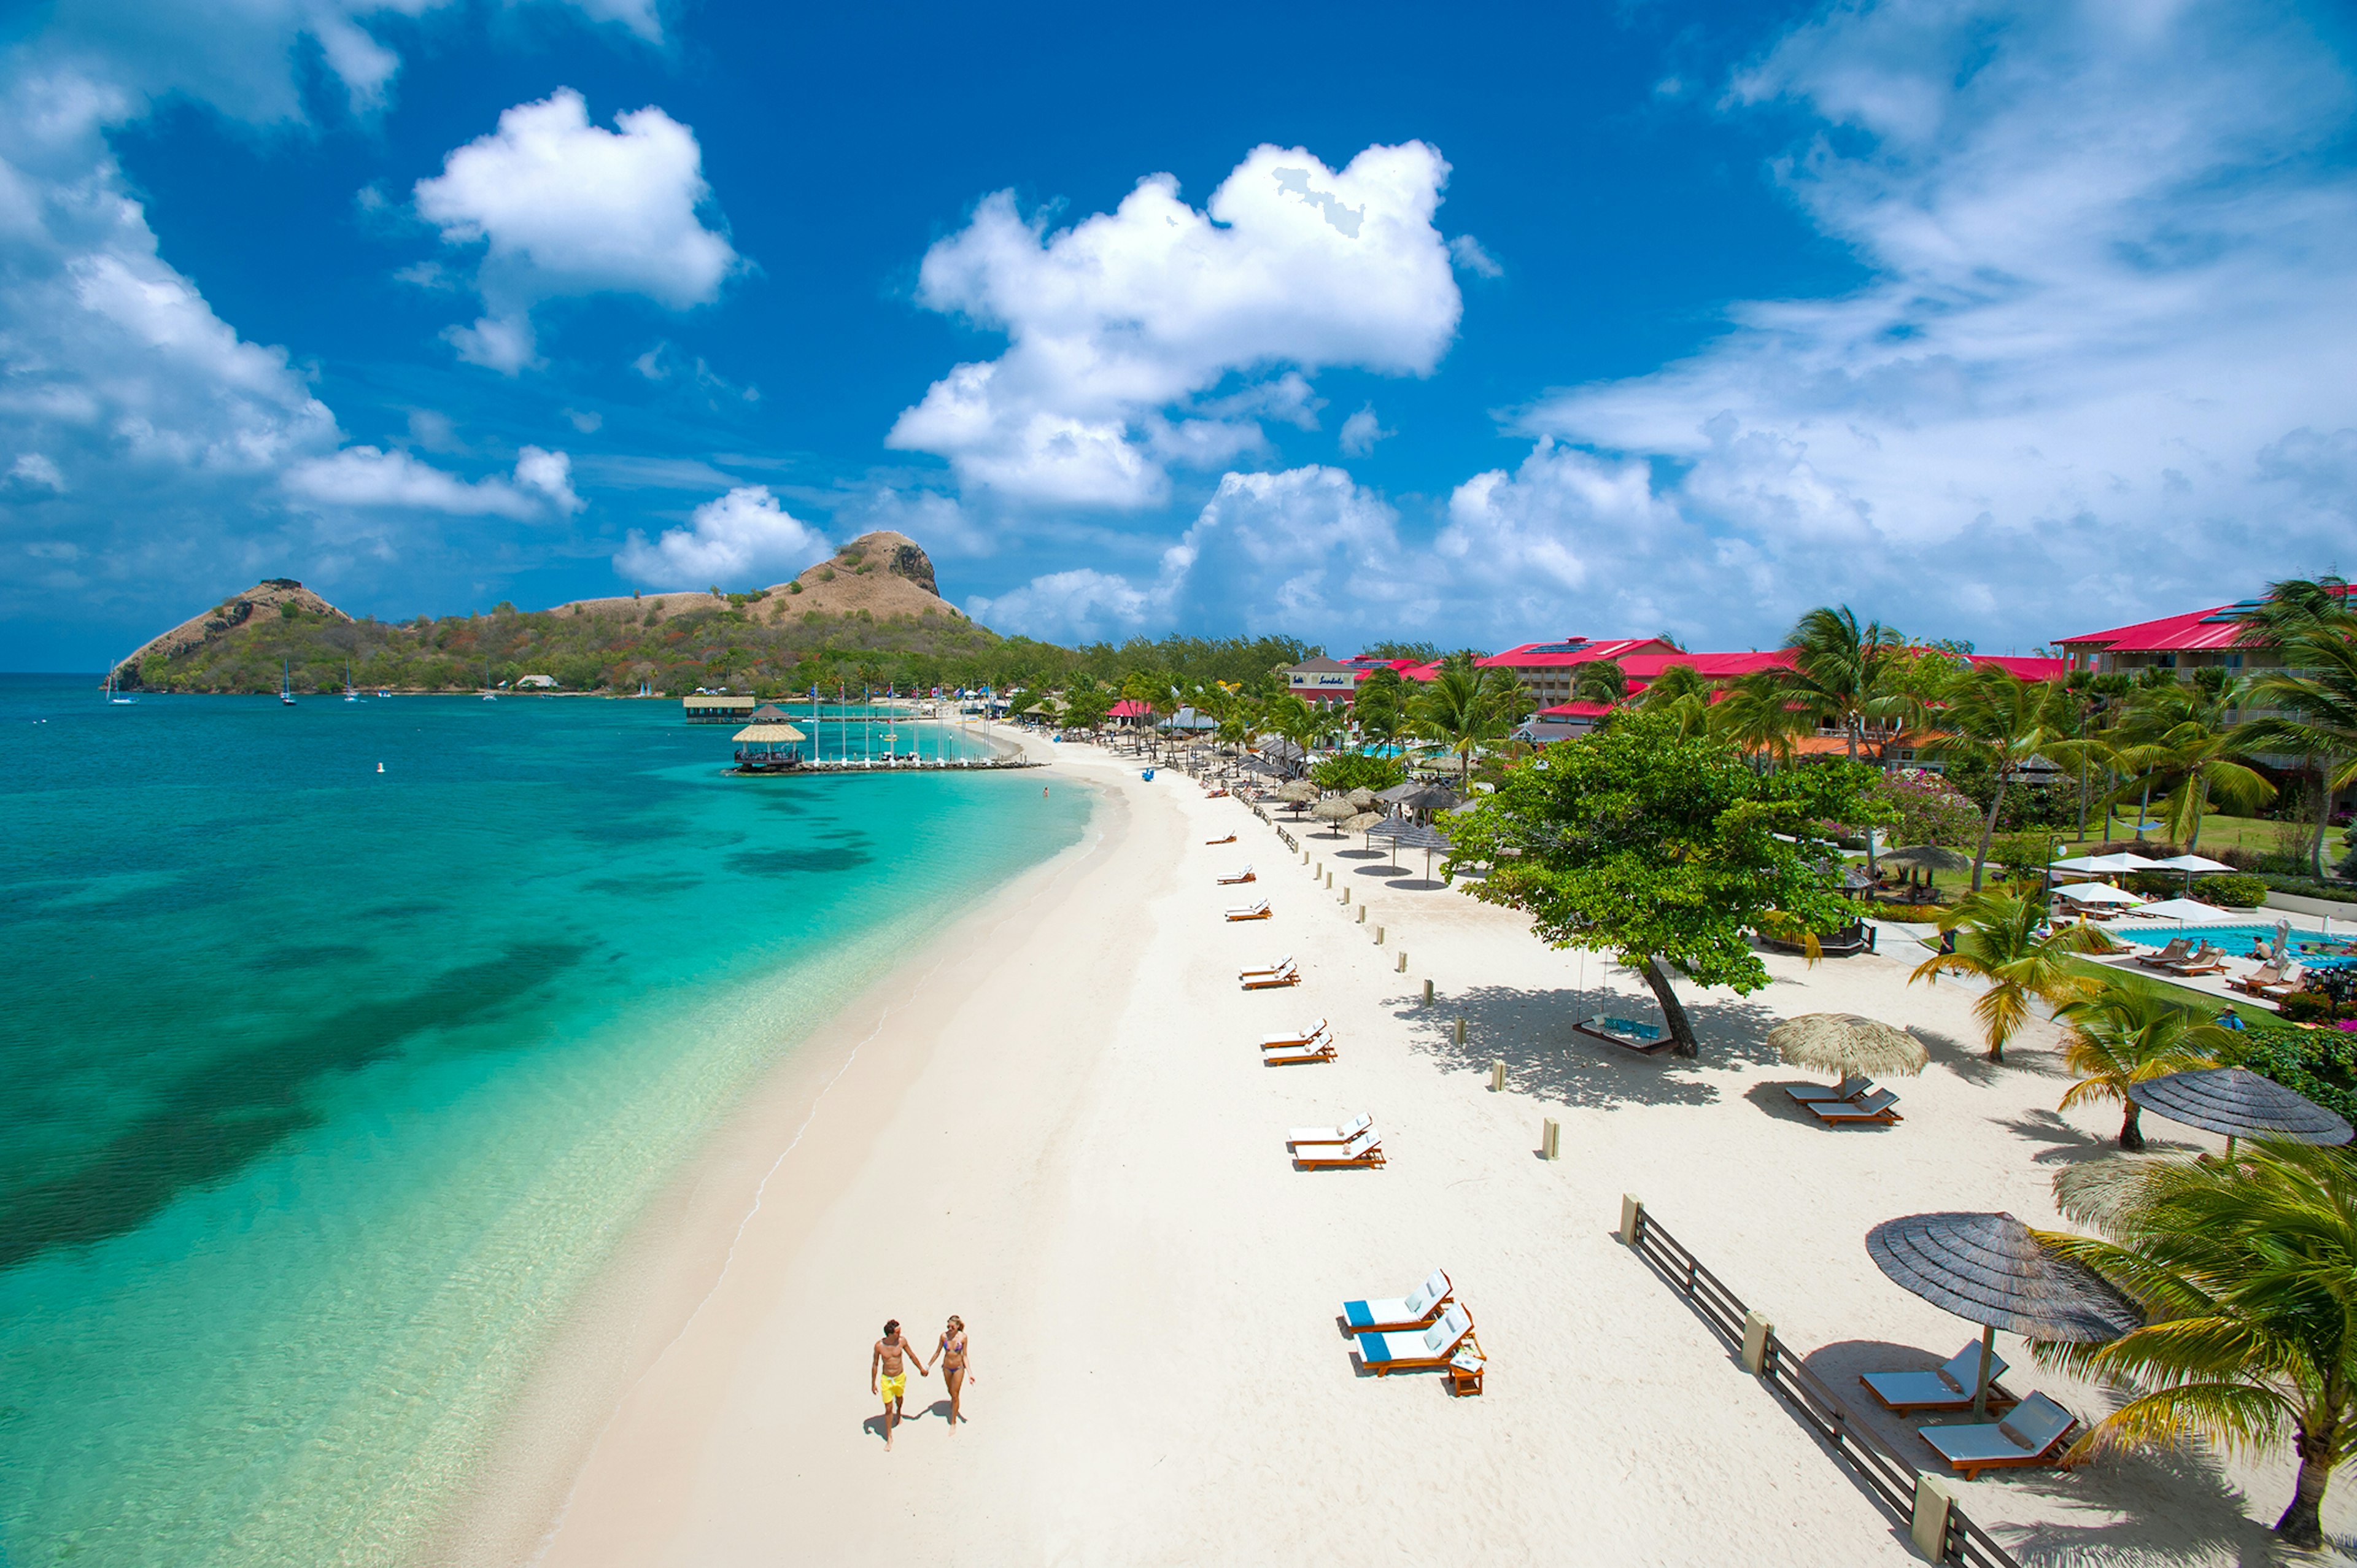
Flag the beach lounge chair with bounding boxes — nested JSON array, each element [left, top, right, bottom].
[[1574, 1015, 1678, 1056], [2227, 961, 2286, 996], [1860, 1343, 2014, 1412], [1217, 865, 1256, 885], [1239, 955, 1295, 979], [1260, 1018, 1328, 1049], [1785, 1075, 1875, 1106], [2258, 963, 2309, 1000], [1206, 788, 1229, 798], [1242, 964, 1301, 991], [1341, 1268, 1452, 1333], [1290, 1113, 1376, 1151], [1293, 1129, 1384, 1169], [1356, 1303, 1476, 1376], [1919, 1392, 2080, 1480], [1808, 1088, 1902, 1126], [1262, 1038, 1337, 1066], [2161, 942, 2228, 976], [2132, 938, 2193, 970], [1225, 900, 1272, 921], [1206, 833, 1237, 845]]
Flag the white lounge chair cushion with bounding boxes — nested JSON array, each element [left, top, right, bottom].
[[1860, 1343, 2010, 1408], [1298, 1130, 1380, 1162], [1340, 1271, 1451, 1330], [1357, 1303, 1472, 1364], [1921, 1393, 2075, 1467], [1260, 1019, 1328, 1048], [1241, 955, 1295, 976], [1263, 1043, 1328, 1064], [1289, 1112, 1375, 1146], [1811, 1089, 1899, 1121]]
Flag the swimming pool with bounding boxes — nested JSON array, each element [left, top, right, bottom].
[[2111, 922, 2357, 968]]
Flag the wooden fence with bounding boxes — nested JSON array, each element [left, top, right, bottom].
[[1625, 1201, 2024, 1568]]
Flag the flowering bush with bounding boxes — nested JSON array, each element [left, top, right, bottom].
[[1867, 769, 1984, 850]]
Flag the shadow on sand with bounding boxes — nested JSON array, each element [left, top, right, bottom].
[[1391, 983, 1782, 1109]]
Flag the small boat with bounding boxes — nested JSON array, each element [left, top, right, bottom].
[[377, 689, 392, 698], [280, 660, 296, 706], [344, 662, 358, 702], [104, 667, 134, 705], [482, 662, 497, 701]]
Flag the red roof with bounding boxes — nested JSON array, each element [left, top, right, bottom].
[[1617, 651, 1794, 682], [1478, 637, 1678, 670], [1535, 700, 1615, 719], [1969, 655, 2068, 681], [2056, 605, 2248, 655], [1107, 699, 1153, 717]]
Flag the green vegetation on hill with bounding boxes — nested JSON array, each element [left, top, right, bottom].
[[126, 595, 1317, 699]]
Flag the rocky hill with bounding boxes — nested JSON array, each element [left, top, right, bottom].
[[114, 534, 999, 695], [546, 531, 966, 625]]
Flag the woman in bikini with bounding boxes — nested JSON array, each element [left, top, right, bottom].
[[934, 1316, 973, 1428], [870, 1319, 929, 1450]]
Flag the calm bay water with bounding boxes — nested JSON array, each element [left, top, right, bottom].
[[0, 677, 1086, 1566]]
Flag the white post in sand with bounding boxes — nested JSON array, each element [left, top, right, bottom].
[[1740, 1310, 1773, 1375], [1452, 1017, 1466, 1047], [1540, 1119, 1560, 1159], [1422, 978, 1433, 1005], [1488, 1059, 1506, 1092], [1618, 1194, 1644, 1245], [1396, 949, 1407, 972]]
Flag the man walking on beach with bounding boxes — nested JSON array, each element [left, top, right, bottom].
[[870, 1319, 928, 1450]]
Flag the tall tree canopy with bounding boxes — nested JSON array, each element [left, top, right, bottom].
[[1442, 711, 1876, 1056]]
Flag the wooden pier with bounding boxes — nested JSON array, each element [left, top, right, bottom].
[[726, 755, 1042, 778]]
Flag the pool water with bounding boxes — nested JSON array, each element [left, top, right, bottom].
[[2113, 922, 2357, 968]]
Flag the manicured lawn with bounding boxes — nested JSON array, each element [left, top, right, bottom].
[[2053, 808, 2347, 863]]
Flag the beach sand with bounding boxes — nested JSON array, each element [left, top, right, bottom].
[[450, 733, 2353, 1566]]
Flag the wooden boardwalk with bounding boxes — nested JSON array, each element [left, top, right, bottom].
[[726, 755, 1042, 777]]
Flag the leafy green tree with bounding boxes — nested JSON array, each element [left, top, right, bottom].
[[1780, 605, 1907, 762], [1409, 652, 1523, 786], [1441, 711, 1872, 1057], [1353, 666, 1406, 749], [2043, 1143, 2357, 1547], [1911, 890, 2114, 1061], [1709, 668, 1808, 770], [1569, 658, 1627, 707], [1636, 663, 1714, 738], [2054, 985, 2232, 1149], [1310, 754, 1406, 792]]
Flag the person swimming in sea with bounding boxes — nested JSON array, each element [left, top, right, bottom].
[[871, 1319, 929, 1450], [934, 1315, 972, 1428]]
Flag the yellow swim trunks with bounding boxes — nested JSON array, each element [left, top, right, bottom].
[[880, 1373, 907, 1401]]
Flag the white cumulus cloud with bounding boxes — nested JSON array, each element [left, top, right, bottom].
[[615, 485, 827, 587], [889, 142, 1465, 508], [283, 444, 582, 519], [1337, 404, 1393, 457], [415, 88, 739, 373]]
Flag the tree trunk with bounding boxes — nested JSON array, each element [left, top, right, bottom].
[[2077, 765, 2090, 840], [1971, 773, 2010, 892], [2274, 1426, 2334, 1547], [2136, 776, 2153, 841], [1638, 956, 1698, 1059], [2119, 1100, 2144, 1151], [2313, 758, 2336, 881], [2188, 777, 2209, 852]]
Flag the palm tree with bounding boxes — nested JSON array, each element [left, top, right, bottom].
[[1409, 652, 1523, 786], [1781, 605, 1906, 762], [1935, 668, 2065, 890], [1353, 666, 1406, 751], [1910, 890, 2114, 1061], [2111, 679, 2275, 852], [2239, 579, 2357, 879], [1569, 658, 1627, 708], [2053, 984, 2232, 1149], [1637, 662, 1714, 738], [1262, 693, 1323, 775], [1710, 668, 1808, 772], [2042, 1142, 2357, 1547]]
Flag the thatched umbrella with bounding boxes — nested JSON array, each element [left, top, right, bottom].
[[1868, 1211, 2141, 1417], [1312, 796, 1357, 836], [1369, 817, 1453, 881], [2126, 1067, 2353, 1156], [1345, 786, 1379, 810], [1276, 780, 1317, 812], [1768, 1013, 1927, 1081], [1345, 810, 1384, 844]]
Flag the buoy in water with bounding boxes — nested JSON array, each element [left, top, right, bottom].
[[376, 763, 384, 773]]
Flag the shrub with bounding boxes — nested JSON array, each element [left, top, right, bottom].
[[2277, 991, 2340, 1025], [1311, 754, 1406, 792], [2201, 872, 2269, 908], [1871, 903, 1949, 922], [788, 581, 804, 594], [2256, 872, 2357, 903], [1987, 831, 2053, 883]]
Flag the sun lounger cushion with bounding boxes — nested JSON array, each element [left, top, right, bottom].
[[1921, 1393, 2077, 1475], [1263, 1041, 1333, 1065], [1809, 1088, 1900, 1124], [1787, 1075, 1874, 1105], [1298, 1130, 1380, 1164], [1358, 1303, 1473, 1365], [1860, 1343, 2010, 1410], [1290, 1113, 1376, 1147], [1343, 1269, 1451, 1329], [1261, 1019, 1328, 1048]]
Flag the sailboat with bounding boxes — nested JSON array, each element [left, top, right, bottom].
[[280, 660, 296, 705], [344, 662, 358, 703], [482, 662, 497, 701], [104, 666, 134, 704]]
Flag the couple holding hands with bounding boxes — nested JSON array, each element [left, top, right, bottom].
[[869, 1315, 971, 1450]]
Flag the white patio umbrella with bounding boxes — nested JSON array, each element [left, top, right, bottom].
[[2125, 897, 2238, 923], [2051, 853, 2159, 875], [2054, 883, 2146, 907], [2150, 852, 2234, 897]]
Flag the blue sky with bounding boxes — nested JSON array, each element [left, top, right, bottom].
[[4, 0, 2355, 669]]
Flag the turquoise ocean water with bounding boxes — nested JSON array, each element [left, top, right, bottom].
[[0, 676, 1088, 1566]]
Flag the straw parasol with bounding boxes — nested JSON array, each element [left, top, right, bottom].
[[732, 722, 808, 743], [1345, 809, 1384, 834], [1369, 817, 1453, 880], [1312, 797, 1358, 834], [1768, 1013, 1927, 1080], [1345, 786, 1379, 810], [1867, 1210, 2141, 1416], [1276, 779, 1317, 804], [2126, 1067, 2353, 1150]]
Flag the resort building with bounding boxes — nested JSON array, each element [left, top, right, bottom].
[[1474, 636, 1679, 708], [1282, 655, 1369, 707], [2056, 595, 2343, 676]]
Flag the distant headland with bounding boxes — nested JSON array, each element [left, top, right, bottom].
[[114, 532, 1004, 697]]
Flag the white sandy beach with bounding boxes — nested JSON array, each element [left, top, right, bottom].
[[447, 731, 2353, 1567]]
